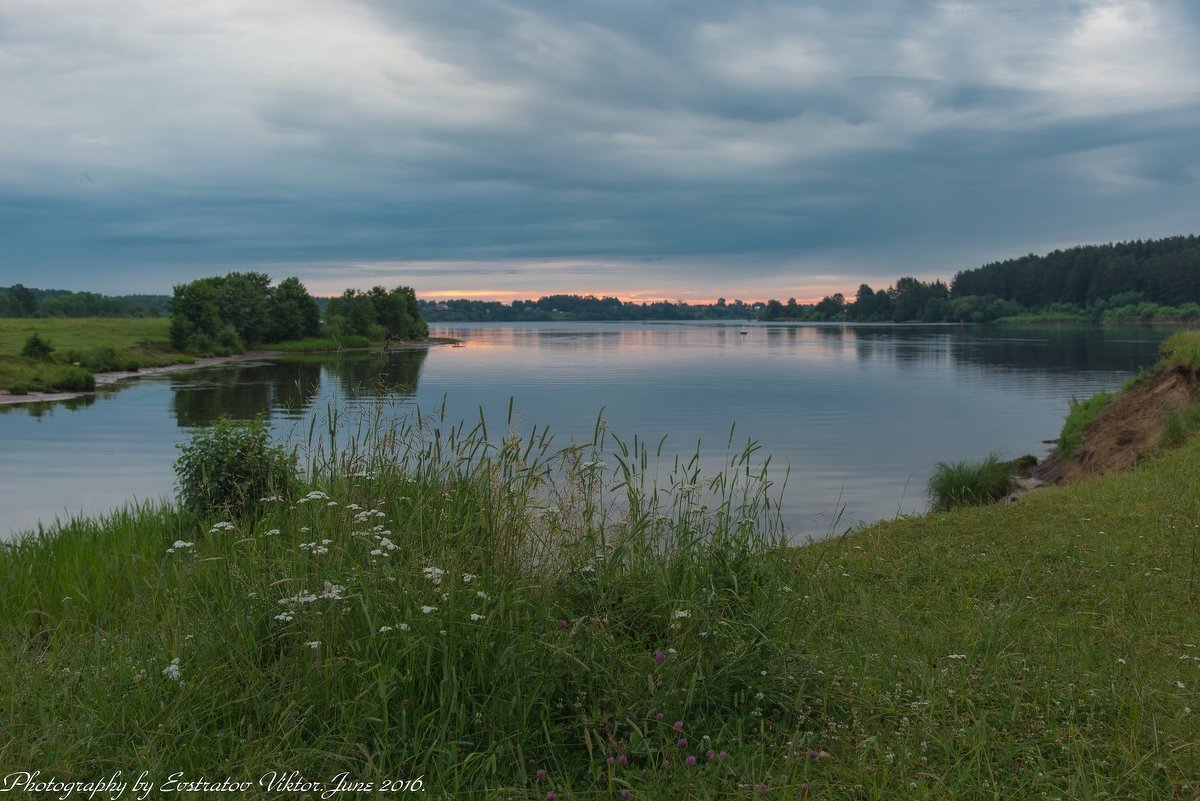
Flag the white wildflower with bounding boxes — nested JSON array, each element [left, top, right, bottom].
[[326, 501, 338, 507], [278, 592, 318, 606], [461, 573, 477, 583], [420, 605, 437, 614], [673, 610, 690, 619], [1177, 681, 1186, 689], [397, 623, 410, 631], [378, 626, 393, 633], [166, 540, 194, 555], [475, 591, 489, 600], [208, 521, 235, 532], [423, 566, 445, 586], [379, 537, 398, 551], [944, 654, 968, 660], [162, 657, 182, 681], [274, 611, 294, 622], [304, 641, 321, 649], [470, 613, 485, 622], [320, 582, 346, 600], [263, 528, 280, 537]]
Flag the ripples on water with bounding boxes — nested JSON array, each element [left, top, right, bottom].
[[0, 322, 1168, 540]]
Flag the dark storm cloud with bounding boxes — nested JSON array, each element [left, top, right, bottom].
[[1, 0, 1198, 297]]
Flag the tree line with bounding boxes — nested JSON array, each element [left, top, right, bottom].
[[169, 273, 428, 353], [419, 295, 768, 322], [0, 284, 170, 318], [800, 236, 1200, 323]]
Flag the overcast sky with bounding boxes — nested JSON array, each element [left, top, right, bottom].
[[2, 0, 1198, 301]]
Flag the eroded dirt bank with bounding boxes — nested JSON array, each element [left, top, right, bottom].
[[1035, 365, 1200, 484]]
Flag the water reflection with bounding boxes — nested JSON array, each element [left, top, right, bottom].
[[325, 348, 428, 400], [167, 349, 430, 427], [170, 359, 325, 427], [0, 392, 101, 419], [0, 324, 1172, 540]]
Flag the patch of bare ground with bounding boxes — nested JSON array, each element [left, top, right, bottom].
[[1034, 365, 1200, 484]]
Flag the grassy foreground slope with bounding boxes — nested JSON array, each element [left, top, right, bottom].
[[1, 414, 1198, 797]]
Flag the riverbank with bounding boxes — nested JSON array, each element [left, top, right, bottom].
[[0, 336, 461, 407], [2, 381, 1197, 798]]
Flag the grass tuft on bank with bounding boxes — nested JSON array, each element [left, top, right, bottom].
[[926, 452, 1019, 511], [1, 397, 1198, 799]]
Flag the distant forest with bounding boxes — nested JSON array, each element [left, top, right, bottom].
[[421, 235, 1200, 324], [6, 235, 1199, 324], [0, 285, 170, 318]]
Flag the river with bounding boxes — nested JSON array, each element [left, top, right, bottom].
[[0, 321, 1169, 540]]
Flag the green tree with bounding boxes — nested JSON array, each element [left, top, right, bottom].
[[814, 293, 846, 319], [169, 279, 224, 351], [217, 272, 271, 347], [267, 276, 321, 342], [8, 283, 36, 317]]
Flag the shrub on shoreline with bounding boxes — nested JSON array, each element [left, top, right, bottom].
[[927, 452, 1019, 511], [174, 417, 296, 515]]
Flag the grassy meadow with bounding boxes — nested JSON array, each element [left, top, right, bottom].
[[1, 388, 1197, 800], [0, 317, 189, 395]]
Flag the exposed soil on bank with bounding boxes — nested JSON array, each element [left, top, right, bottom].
[[1034, 365, 1200, 484]]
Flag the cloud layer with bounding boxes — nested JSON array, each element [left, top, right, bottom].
[[2, 0, 1198, 298]]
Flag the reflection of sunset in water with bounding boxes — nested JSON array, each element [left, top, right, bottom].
[[0, 322, 1168, 541]]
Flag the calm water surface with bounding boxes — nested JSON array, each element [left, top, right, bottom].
[[0, 322, 1169, 540]]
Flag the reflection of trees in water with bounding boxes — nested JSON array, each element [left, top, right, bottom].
[[168, 351, 428, 428], [324, 349, 428, 400], [842, 325, 1164, 373], [0, 390, 103, 419], [170, 360, 323, 427]]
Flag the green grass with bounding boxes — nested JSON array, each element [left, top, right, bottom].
[[0, 318, 191, 393], [1057, 391, 1115, 457], [0, 317, 172, 354], [1161, 329, 1200, 370], [1, 402, 1197, 799], [926, 452, 1019, 511]]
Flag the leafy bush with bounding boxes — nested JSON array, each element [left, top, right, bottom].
[[49, 367, 95, 392], [62, 347, 141, 373], [1058, 391, 1114, 457], [20, 332, 55, 361], [927, 452, 1020, 512], [174, 417, 296, 515]]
